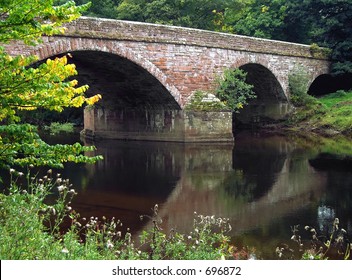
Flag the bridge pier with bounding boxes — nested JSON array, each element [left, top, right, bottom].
[[81, 107, 234, 142]]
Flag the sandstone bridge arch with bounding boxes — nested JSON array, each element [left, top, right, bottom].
[[5, 17, 331, 142]]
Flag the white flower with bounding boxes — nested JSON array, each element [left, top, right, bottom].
[[106, 240, 114, 249], [61, 248, 69, 254], [57, 185, 66, 192]]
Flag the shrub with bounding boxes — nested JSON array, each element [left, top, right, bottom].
[[185, 90, 227, 111], [215, 68, 256, 113], [288, 65, 317, 107]]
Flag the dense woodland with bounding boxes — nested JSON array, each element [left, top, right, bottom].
[[54, 0, 352, 75]]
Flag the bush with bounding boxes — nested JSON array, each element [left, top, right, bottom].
[[215, 68, 256, 112], [288, 65, 317, 107], [185, 90, 227, 111]]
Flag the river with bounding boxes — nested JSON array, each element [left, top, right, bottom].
[[42, 130, 352, 259]]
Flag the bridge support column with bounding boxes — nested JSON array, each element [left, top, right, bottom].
[[81, 107, 234, 142]]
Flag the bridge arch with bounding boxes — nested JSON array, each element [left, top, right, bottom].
[[238, 63, 287, 103], [308, 73, 352, 96], [234, 63, 290, 124], [31, 38, 183, 109]]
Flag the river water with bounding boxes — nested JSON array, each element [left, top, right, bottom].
[[45, 131, 352, 259]]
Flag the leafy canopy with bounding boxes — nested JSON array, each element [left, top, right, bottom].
[[0, 0, 102, 169]]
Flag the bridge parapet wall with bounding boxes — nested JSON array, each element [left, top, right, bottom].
[[63, 17, 328, 59]]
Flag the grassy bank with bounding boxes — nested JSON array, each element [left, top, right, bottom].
[[286, 90, 352, 136]]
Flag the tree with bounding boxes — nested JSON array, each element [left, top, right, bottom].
[[0, 0, 102, 169], [285, 0, 352, 74], [55, 0, 122, 19], [115, 0, 243, 31], [223, 0, 288, 40]]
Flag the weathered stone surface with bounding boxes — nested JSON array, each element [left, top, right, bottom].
[[4, 16, 331, 109], [82, 107, 234, 142], [4, 17, 332, 142]]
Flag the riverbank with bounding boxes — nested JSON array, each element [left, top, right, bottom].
[[261, 90, 352, 138]]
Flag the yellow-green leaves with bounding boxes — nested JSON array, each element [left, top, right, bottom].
[[0, 0, 90, 45], [0, 52, 97, 121], [0, 0, 102, 169]]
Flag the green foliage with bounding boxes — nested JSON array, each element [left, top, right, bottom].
[[215, 68, 256, 113], [0, 0, 90, 45], [288, 65, 316, 107], [314, 91, 352, 134], [286, 90, 352, 136], [43, 122, 75, 135], [0, 0, 102, 169], [139, 205, 234, 260], [185, 90, 227, 111], [227, 0, 288, 40], [309, 43, 332, 59], [0, 171, 236, 260], [0, 124, 101, 168], [115, 0, 242, 30], [285, 0, 352, 74]]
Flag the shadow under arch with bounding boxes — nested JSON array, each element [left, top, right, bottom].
[[28, 50, 182, 127], [308, 73, 352, 96], [66, 50, 181, 110], [236, 63, 290, 125]]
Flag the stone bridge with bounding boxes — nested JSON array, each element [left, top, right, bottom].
[[5, 17, 331, 142]]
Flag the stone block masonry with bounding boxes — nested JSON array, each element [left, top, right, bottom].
[[82, 108, 234, 142], [5, 17, 331, 142]]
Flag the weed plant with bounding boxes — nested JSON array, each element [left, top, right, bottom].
[[0, 170, 236, 260], [276, 218, 351, 260]]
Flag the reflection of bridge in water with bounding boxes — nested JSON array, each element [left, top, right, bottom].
[[75, 133, 326, 237], [137, 134, 326, 235]]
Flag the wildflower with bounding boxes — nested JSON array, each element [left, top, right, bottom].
[[106, 240, 114, 249], [68, 189, 77, 195], [18, 172, 24, 177], [9, 168, 15, 173], [57, 185, 66, 192], [61, 248, 69, 254]]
